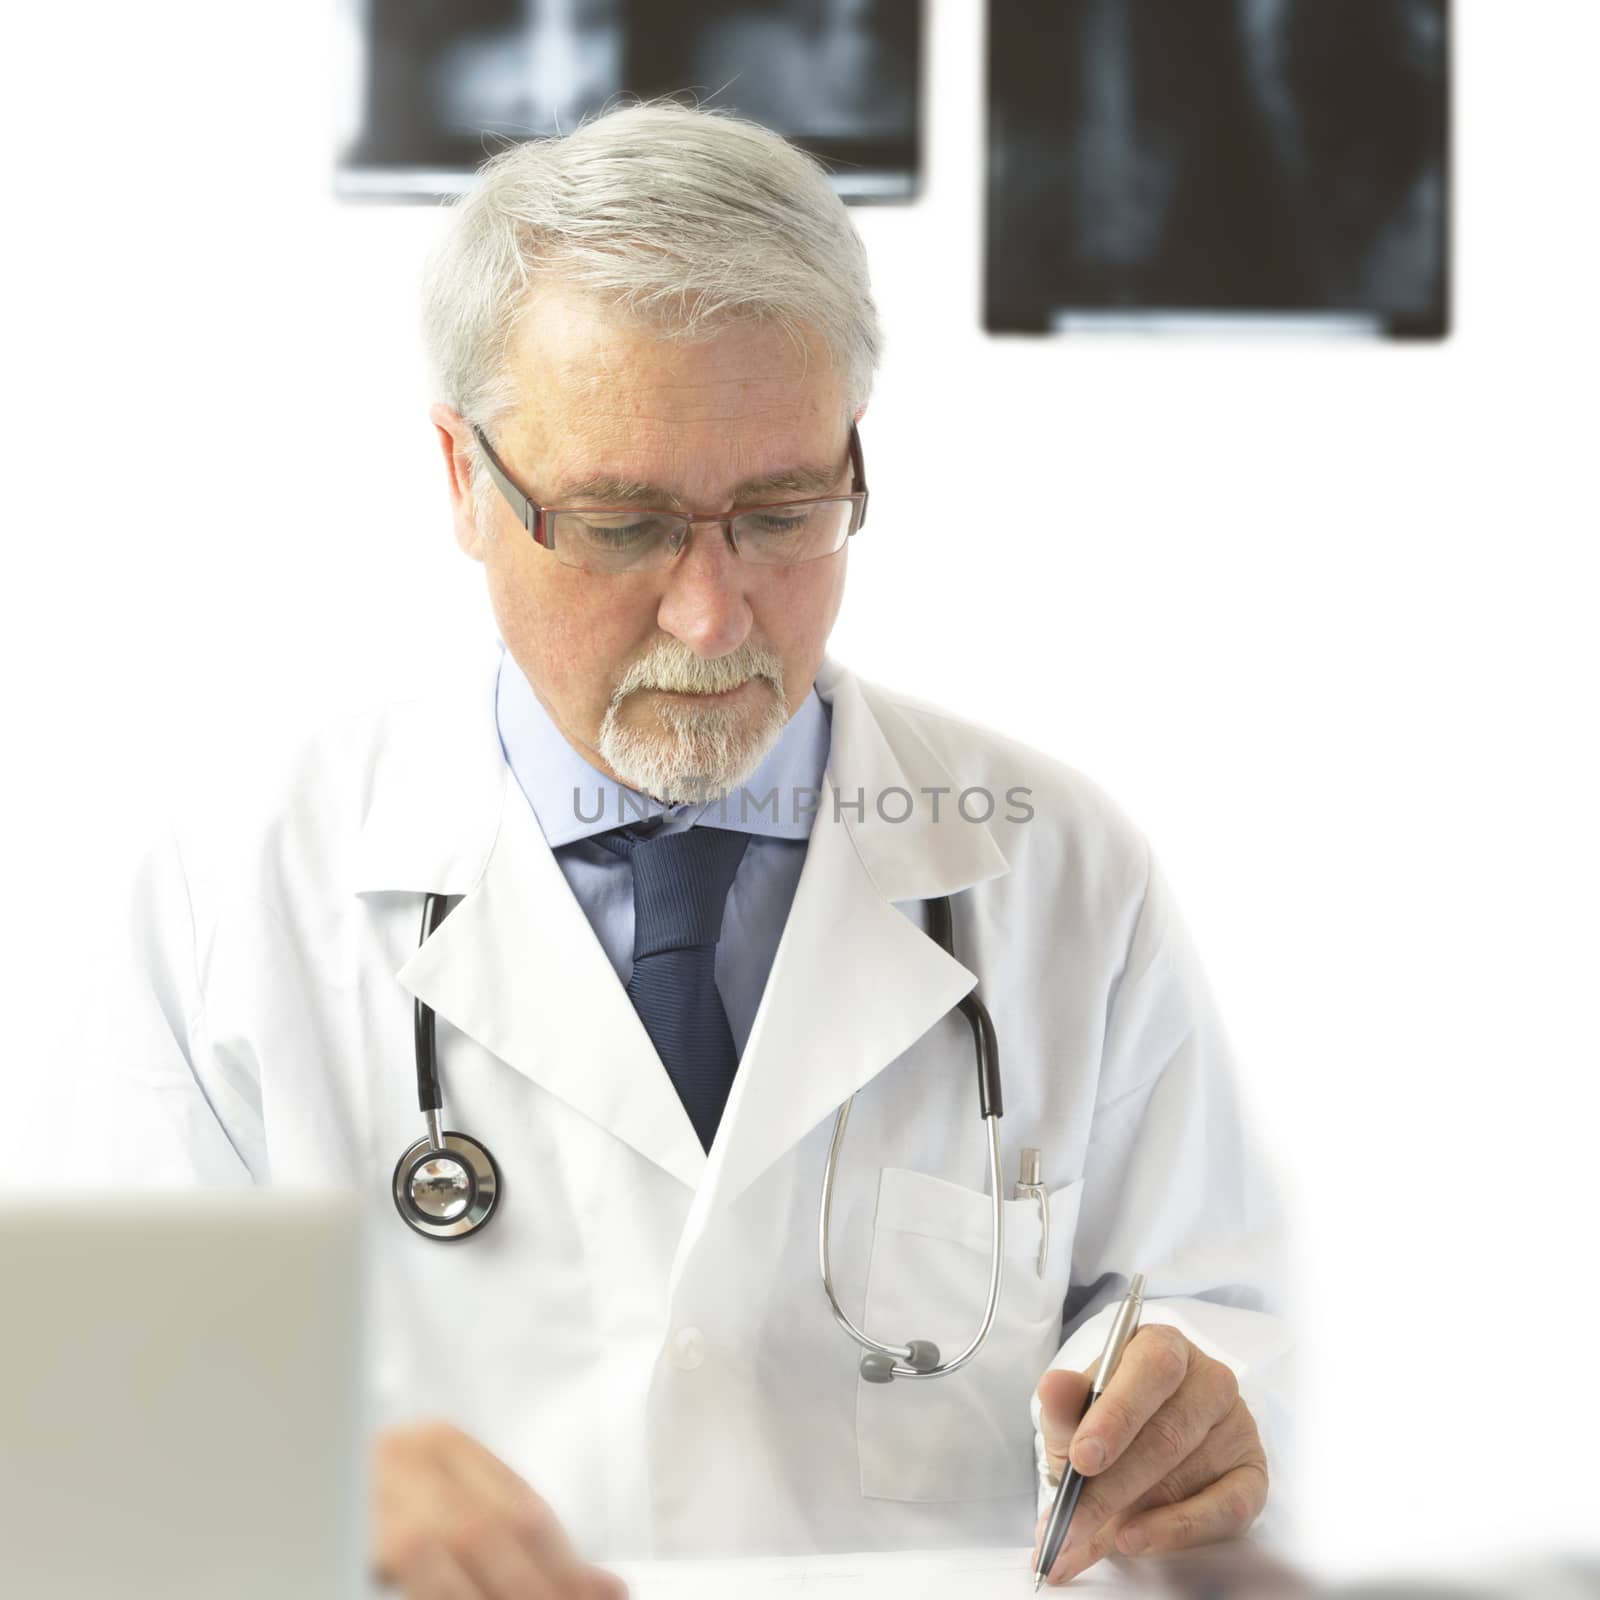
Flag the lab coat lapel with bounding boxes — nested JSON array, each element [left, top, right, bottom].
[[669, 657, 1012, 1284], [350, 644, 706, 1191]]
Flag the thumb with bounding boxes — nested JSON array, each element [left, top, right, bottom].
[[1036, 1366, 1094, 1476]]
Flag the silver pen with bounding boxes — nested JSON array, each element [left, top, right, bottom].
[[1033, 1273, 1146, 1591]]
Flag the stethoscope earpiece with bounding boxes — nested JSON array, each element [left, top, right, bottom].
[[859, 1340, 941, 1384]]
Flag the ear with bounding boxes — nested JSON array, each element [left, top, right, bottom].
[[430, 403, 489, 562]]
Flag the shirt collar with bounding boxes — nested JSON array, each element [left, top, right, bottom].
[[494, 643, 832, 848]]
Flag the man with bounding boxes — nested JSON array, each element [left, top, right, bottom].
[[97, 104, 1285, 1596]]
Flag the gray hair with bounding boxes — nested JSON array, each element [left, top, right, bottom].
[[419, 100, 881, 530]]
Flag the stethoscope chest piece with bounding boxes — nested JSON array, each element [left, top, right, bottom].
[[393, 1131, 501, 1241]]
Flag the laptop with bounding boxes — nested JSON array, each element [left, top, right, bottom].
[[0, 1190, 367, 1599]]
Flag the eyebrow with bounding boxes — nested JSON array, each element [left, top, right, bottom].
[[552, 460, 846, 510]]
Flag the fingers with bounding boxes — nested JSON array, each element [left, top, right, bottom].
[[374, 1420, 597, 1600], [1029, 1502, 1053, 1570], [454, 1521, 561, 1600], [1035, 1366, 1093, 1478], [1063, 1350, 1244, 1541], [1046, 1407, 1252, 1584], [393, 1543, 487, 1600], [1033, 1329, 1270, 1587], [582, 1567, 631, 1600], [1114, 1460, 1269, 1558], [379, 1477, 557, 1600], [433, 1422, 547, 1510], [435, 1424, 581, 1577], [1040, 1504, 1134, 1588], [1068, 1324, 1193, 1477]]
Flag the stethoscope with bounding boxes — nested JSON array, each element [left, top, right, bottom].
[[391, 895, 502, 1242], [393, 891, 1007, 1383]]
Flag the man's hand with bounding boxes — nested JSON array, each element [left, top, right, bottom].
[[374, 1421, 628, 1599], [1031, 1326, 1268, 1587]]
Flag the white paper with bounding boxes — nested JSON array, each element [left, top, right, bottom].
[[610, 1546, 1139, 1597]]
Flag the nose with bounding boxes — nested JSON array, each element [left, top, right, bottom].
[[654, 516, 754, 660]]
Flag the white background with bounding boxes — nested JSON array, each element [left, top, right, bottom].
[[3, 0, 1596, 1584]]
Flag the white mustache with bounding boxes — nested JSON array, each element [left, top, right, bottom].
[[616, 648, 781, 699]]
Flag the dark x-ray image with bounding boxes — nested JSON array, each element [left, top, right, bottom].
[[987, 0, 1449, 337], [340, 0, 921, 202]]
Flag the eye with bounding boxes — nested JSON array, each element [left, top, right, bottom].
[[574, 513, 674, 546], [742, 510, 814, 536]]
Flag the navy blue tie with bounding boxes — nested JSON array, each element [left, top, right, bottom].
[[595, 822, 752, 1152]]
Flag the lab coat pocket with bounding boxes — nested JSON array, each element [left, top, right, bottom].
[[855, 1167, 1085, 1502]]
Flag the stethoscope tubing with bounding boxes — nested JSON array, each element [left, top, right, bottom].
[[819, 1099, 1006, 1380], [414, 893, 452, 1141], [817, 894, 1007, 1381], [397, 888, 1010, 1383]]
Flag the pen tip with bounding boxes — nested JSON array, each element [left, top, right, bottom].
[[1033, 1576, 1044, 1593]]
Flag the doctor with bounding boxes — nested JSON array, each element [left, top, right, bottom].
[[96, 104, 1286, 1596]]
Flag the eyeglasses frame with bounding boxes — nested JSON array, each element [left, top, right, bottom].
[[467, 421, 869, 568]]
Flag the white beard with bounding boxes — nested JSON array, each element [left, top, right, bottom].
[[595, 641, 791, 805]]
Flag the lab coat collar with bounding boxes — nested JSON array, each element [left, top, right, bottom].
[[348, 639, 1012, 1213], [347, 636, 509, 899], [671, 655, 1012, 1280]]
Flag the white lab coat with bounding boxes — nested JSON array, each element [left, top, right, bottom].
[[82, 642, 1288, 1559]]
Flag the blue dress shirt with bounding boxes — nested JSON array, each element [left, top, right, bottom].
[[493, 644, 832, 1060]]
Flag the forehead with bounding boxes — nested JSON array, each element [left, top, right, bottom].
[[499, 283, 846, 502]]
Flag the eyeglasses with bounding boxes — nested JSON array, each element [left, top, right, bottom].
[[468, 422, 869, 575]]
